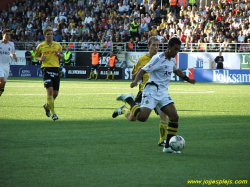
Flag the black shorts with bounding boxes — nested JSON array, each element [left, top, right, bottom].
[[108, 66, 115, 72], [134, 91, 142, 105], [42, 67, 60, 91], [91, 64, 99, 70]]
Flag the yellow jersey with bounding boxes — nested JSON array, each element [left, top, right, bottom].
[[35, 41, 62, 68], [132, 54, 152, 92]]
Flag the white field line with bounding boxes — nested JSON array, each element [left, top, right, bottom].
[[5, 91, 215, 95]]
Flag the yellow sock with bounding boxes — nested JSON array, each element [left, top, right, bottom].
[[159, 120, 168, 143], [89, 72, 93, 79], [96, 72, 98, 79], [112, 72, 115, 80], [106, 72, 110, 79], [92, 72, 95, 78], [122, 107, 131, 118], [47, 96, 55, 115]]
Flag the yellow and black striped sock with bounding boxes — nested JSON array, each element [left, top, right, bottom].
[[92, 72, 95, 79], [95, 72, 98, 79], [106, 72, 110, 80], [165, 121, 178, 148], [130, 105, 141, 119], [159, 120, 168, 143], [47, 96, 55, 115], [0, 88, 4, 96], [112, 72, 115, 80]]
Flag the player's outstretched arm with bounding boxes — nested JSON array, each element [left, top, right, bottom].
[[174, 69, 196, 84], [130, 69, 146, 88]]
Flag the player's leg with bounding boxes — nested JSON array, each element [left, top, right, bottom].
[[157, 109, 168, 146], [106, 68, 110, 80], [113, 91, 142, 120], [95, 65, 99, 80], [0, 79, 6, 96], [88, 69, 94, 80], [0, 67, 7, 96], [50, 72, 60, 120], [116, 92, 154, 122], [111, 68, 115, 80], [42, 68, 59, 120], [161, 103, 180, 152], [44, 86, 53, 118], [112, 105, 137, 121]]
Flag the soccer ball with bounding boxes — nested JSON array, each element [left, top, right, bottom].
[[169, 135, 185, 151]]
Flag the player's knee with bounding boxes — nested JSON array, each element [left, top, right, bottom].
[[53, 91, 59, 99], [137, 115, 149, 122], [127, 114, 136, 121], [169, 113, 179, 122]]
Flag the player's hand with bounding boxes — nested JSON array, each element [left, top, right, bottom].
[[189, 79, 196, 84], [14, 57, 18, 62], [41, 56, 46, 61], [130, 81, 137, 88]]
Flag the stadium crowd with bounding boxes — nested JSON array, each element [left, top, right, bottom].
[[0, 0, 250, 52]]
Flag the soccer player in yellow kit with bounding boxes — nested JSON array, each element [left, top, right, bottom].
[[112, 36, 168, 146], [35, 26, 64, 121]]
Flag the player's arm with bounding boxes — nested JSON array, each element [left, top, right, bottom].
[[57, 52, 64, 59], [115, 56, 119, 63], [132, 65, 144, 80], [57, 45, 64, 59], [10, 45, 18, 62], [11, 53, 18, 62], [214, 56, 218, 63], [174, 69, 196, 84], [130, 69, 146, 88], [34, 45, 44, 61]]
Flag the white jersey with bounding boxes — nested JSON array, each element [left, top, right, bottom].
[[142, 52, 177, 92], [0, 40, 15, 68]]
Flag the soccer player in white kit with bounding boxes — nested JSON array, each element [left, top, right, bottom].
[[116, 38, 196, 153], [0, 29, 18, 96]]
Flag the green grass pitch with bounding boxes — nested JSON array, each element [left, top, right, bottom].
[[0, 77, 250, 187]]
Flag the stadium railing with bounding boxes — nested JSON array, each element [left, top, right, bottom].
[[14, 42, 250, 53]]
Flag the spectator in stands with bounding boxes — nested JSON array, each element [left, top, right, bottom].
[[29, 32, 37, 42], [53, 31, 61, 42], [144, 13, 151, 24], [130, 18, 140, 40], [140, 19, 149, 34], [167, 12, 177, 23], [138, 36, 148, 51], [81, 40, 89, 51], [160, 18, 168, 30], [61, 32, 68, 42], [238, 40, 247, 52], [104, 36, 112, 49], [37, 32, 45, 41], [141, 31, 149, 40], [231, 32, 238, 41], [11, 2, 18, 12], [238, 30, 245, 42]]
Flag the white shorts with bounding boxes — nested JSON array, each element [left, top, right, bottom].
[[0, 66, 9, 82], [141, 84, 173, 110]]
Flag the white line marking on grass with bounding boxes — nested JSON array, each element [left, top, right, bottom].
[[5, 91, 215, 95]]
